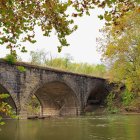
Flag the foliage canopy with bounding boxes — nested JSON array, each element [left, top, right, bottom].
[[98, 7, 140, 93], [0, 93, 16, 125], [0, 0, 78, 54], [0, 0, 139, 56]]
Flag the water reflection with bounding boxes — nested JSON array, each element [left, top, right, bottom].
[[0, 115, 140, 140]]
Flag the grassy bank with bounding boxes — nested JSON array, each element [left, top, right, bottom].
[[105, 90, 140, 114]]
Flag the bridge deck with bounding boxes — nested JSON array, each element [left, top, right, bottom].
[[0, 59, 105, 80]]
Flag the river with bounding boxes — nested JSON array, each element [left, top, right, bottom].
[[0, 115, 140, 140]]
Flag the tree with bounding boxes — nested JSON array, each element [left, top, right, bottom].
[[98, 7, 140, 93], [30, 50, 107, 77], [0, 94, 16, 125], [72, 0, 139, 24], [0, 0, 77, 55], [30, 50, 48, 65], [1, 0, 139, 56]]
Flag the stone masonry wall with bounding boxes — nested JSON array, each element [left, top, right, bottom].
[[0, 60, 109, 118]]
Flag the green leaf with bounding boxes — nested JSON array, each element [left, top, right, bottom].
[[98, 15, 104, 20], [57, 46, 62, 53], [0, 122, 5, 126], [104, 12, 112, 22]]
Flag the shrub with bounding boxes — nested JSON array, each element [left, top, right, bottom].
[[17, 66, 26, 72], [121, 90, 134, 106], [5, 54, 17, 64], [106, 92, 119, 113], [0, 93, 17, 125]]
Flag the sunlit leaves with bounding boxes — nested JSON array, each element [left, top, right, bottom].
[[0, 93, 17, 125], [71, 0, 139, 26], [98, 15, 104, 20], [104, 11, 112, 22], [0, 0, 78, 55], [0, 94, 10, 99], [98, 8, 140, 93], [0, 0, 139, 57]]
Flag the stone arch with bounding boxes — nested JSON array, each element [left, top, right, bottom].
[[26, 78, 80, 116], [85, 81, 108, 112], [0, 83, 18, 116], [87, 87, 105, 105], [0, 79, 19, 110]]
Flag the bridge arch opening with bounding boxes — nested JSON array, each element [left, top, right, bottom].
[[85, 87, 107, 113], [0, 84, 17, 117], [26, 94, 42, 117], [33, 81, 79, 116]]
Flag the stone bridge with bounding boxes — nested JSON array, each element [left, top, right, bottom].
[[0, 60, 111, 118]]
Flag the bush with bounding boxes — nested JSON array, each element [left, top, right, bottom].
[[5, 54, 17, 64], [0, 93, 17, 125], [106, 92, 119, 113], [27, 95, 41, 115], [121, 90, 134, 106], [17, 66, 26, 72]]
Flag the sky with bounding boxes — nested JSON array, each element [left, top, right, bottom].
[[0, 8, 105, 64]]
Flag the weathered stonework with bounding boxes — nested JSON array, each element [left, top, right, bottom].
[[0, 59, 110, 118]]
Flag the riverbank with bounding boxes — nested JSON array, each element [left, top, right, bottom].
[[85, 95, 140, 116], [117, 96, 140, 114]]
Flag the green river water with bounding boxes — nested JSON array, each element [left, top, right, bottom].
[[0, 115, 140, 140]]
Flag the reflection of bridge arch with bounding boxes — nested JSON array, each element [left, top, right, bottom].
[[26, 80, 80, 116], [0, 83, 18, 116]]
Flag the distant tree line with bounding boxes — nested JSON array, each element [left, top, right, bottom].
[[30, 50, 107, 78]]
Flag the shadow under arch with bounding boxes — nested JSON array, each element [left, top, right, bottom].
[[0, 84, 17, 117], [85, 85, 108, 113], [28, 80, 80, 116]]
